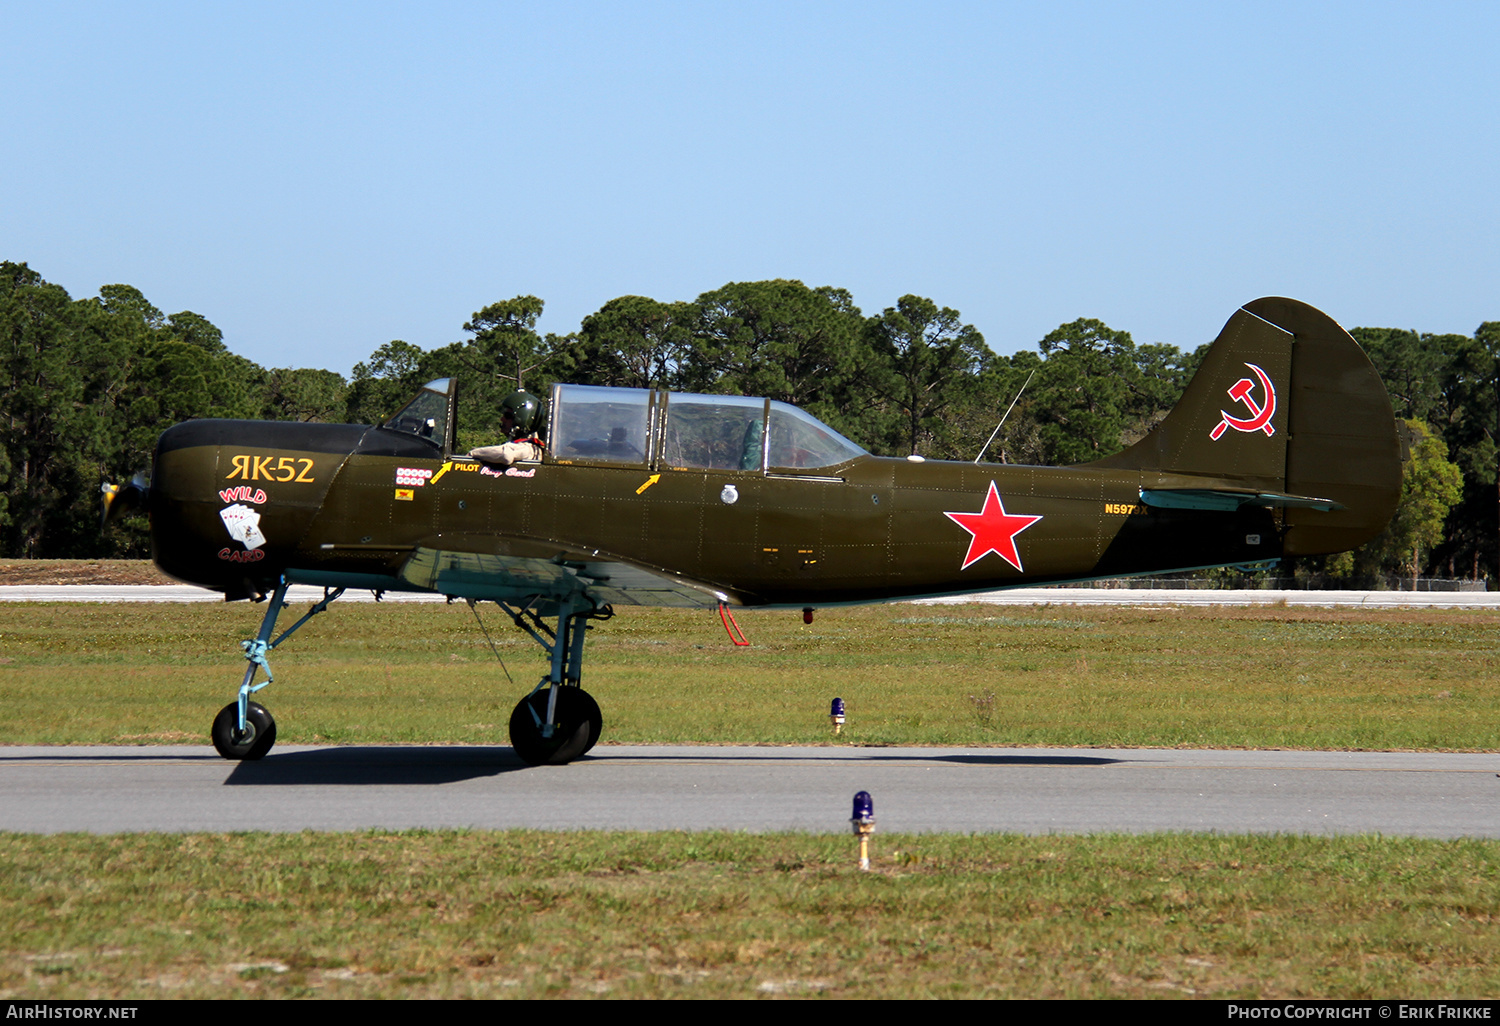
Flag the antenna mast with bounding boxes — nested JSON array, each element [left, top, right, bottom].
[[974, 369, 1035, 464]]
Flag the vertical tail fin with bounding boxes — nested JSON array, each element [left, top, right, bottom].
[[1092, 298, 1401, 555]]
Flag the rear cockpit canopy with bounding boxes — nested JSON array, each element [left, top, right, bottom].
[[548, 384, 867, 473]]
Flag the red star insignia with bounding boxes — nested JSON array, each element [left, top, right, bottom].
[[944, 482, 1043, 571]]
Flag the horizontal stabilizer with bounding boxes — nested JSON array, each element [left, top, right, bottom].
[[1140, 488, 1344, 512]]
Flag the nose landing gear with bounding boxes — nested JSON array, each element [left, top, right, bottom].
[[210, 577, 344, 761]]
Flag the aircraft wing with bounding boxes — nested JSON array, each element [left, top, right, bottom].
[[396, 545, 727, 609]]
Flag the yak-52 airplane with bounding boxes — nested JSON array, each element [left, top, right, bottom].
[[103, 297, 1400, 765]]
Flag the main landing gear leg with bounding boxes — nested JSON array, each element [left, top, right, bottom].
[[210, 578, 345, 761], [501, 594, 611, 766]]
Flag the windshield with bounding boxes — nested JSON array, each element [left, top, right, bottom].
[[382, 378, 452, 445]]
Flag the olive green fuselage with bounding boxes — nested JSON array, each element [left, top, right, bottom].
[[150, 420, 1278, 606]]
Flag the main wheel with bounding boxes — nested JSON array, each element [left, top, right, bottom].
[[580, 696, 604, 756], [509, 687, 602, 766], [211, 701, 277, 761]]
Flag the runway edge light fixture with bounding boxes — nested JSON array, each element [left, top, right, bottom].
[[851, 790, 875, 871], [829, 697, 846, 735]]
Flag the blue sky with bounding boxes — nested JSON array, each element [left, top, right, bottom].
[[3, 1, 1495, 376]]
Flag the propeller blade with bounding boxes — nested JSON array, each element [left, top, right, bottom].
[[101, 472, 150, 528]]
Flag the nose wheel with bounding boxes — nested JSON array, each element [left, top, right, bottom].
[[211, 701, 277, 760]]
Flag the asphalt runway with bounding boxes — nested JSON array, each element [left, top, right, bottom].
[[2, 744, 1495, 838]]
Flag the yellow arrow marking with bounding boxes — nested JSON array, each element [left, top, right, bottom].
[[635, 474, 661, 495], [430, 461, 453, 484]]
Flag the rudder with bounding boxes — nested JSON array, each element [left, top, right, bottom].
[[1249, 298, 1402, 556]]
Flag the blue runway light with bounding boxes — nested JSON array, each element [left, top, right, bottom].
[[850, 790, 875, 870], [830, 697, 846, 734]]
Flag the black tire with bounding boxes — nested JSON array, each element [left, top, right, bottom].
[[580, 693, 604, 756], [211, 701, 277, 761], [509, 687, 602, 766]]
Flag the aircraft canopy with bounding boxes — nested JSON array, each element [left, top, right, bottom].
[[549, 384, 867, 472]]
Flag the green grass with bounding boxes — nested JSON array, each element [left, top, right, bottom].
[[2, 830, 1497, 999], [0, 601, 1497, 750], [4, 601, 1499, 999]]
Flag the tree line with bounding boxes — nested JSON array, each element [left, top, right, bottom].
[[2, 260, 1491, 585]]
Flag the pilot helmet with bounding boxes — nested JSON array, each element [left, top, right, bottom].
[[500, 390, 544, 439]]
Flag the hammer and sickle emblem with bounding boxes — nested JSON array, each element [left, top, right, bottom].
[[1209, 362, 1277, 440]]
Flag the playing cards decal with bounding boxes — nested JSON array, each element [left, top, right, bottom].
[[219, 503, 267, 551]]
